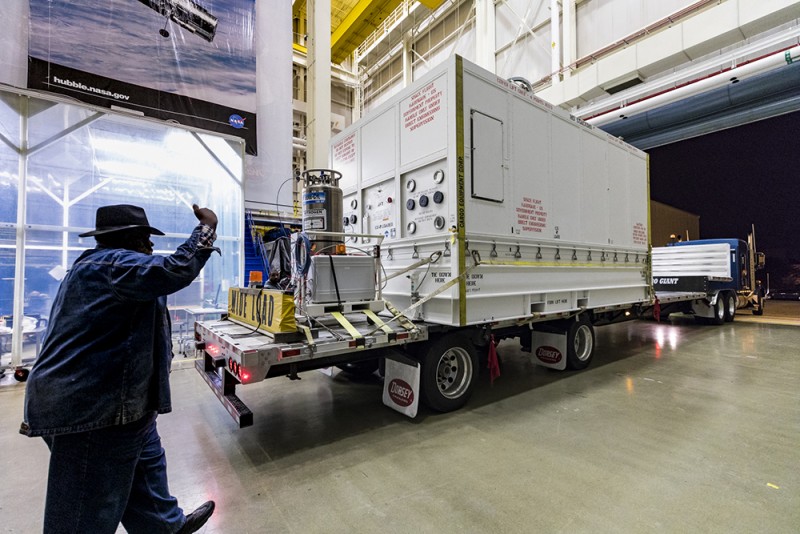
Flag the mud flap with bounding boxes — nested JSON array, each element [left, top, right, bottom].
[[382, 356, 420, 418], [530, 331, 568, 370]]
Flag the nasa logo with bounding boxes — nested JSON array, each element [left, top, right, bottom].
[[388, 379, 414, 407], [536, 345, 562, 364], [229, 114, 246, 129]]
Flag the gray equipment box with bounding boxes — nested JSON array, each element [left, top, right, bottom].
[[309, 255, 376, 303]]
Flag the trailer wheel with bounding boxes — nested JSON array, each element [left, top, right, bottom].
[[566, 316, 595, 370], [724, 293, 737, 322], [710, 297, 725, 325], [419, 333, 478, 413]]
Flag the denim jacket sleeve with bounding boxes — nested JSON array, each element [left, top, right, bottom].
[[109, 224, 219, 301]]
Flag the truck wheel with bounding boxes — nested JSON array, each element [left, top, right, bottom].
[[709, 297, 725, 325], [724, 293, 736, 322], [566, 316, 595, 370], [419, 333, 478, 413]]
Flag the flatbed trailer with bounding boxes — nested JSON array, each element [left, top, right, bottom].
[[193, 55, 749, 427], [193, 284, 728, 428]]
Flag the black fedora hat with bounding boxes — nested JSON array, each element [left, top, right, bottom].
[[79, 204, 165, 237]]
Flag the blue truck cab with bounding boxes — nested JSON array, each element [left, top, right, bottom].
[[665, 237, 766, 316]]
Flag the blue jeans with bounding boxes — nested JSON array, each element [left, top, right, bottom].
[[42, 412, 186, 534]]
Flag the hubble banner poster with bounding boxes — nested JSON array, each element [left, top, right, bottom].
[[27, 0, 258, 154]]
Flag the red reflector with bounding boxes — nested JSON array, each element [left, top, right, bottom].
[[348, 341, 357, 348], [282, 349, 301, 357], [396, 333, 409, 340]]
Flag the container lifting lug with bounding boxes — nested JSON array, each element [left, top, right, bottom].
[[443, 241, 451, 257], [572, 249, 577, 261], [412, 245, 419, 259], [555, 248, 561, 261], [614, 252, 618, 262], [490, 243, 498, 258], [587, 251, 593, 261]]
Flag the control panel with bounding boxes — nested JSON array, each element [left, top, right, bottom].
[[401, 161, 451, 238]]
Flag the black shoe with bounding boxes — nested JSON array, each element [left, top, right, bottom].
[[177, 500, 215, 533]]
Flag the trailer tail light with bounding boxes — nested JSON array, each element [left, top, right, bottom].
[[282, 348, 301, 357], [206, 344, 220, 356], [240, 370, 251, 382]]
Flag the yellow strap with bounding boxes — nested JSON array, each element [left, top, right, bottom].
[[383, 300, 417, 331], [363, 309, 393, 334], [299, 325, 315, 347], [330, 311, 363, 340]]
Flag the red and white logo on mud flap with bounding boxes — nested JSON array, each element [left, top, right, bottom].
[[388, 378, 414, 407], [536, 346, 562, 364]]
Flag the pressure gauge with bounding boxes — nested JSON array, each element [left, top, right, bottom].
[[406, 179, 416, 192], [433, 169, 445, 184], [407, 222, 417, 234]]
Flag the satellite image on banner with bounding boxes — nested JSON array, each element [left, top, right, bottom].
[[27, 0, 258, 154]]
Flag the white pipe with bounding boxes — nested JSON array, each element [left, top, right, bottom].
[[550, 0, 560, 83], [562, 0, 576, 79], [307, 0, 331, 168], [587, 45, 800, 127], [475, 0, 496, 72]]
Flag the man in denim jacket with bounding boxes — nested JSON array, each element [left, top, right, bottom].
[[21, 204, 218, 534]]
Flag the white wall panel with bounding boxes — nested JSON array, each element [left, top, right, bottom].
[[495, 0, 550, 49], [682, 1, 743, 59], [576, 0, 693, 57], [496, 32, 551, 83], [740, 0, 800, 36], [636, 25, 688, 77]]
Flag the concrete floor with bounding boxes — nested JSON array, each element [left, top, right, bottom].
[[1, 312, 798, 533]]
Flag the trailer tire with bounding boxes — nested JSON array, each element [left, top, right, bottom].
[[566, 316, 595, 370], [724, 293, 736, 323], [710, 296, 725, 325], [419, 333, 479, 413]]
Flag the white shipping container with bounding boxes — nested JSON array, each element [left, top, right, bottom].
[[332, 56, 650, 327]]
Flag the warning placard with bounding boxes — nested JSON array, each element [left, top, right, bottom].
[[516, 197, 547, 233], [402, 81, 443, 132], [333, 133, 356, 164]]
